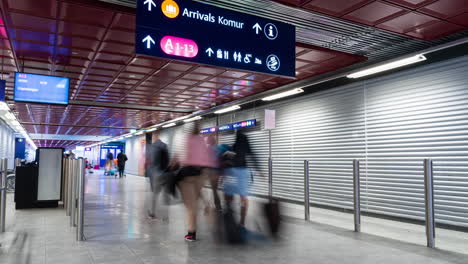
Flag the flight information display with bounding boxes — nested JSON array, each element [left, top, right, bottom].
[[136, 0, 295, 77], [14, 73, 70, 105]]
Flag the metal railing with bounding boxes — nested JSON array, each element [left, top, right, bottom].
[[0, 158, 7, 233], [298, 158, 436, 248], [63, 158, 86, 241]]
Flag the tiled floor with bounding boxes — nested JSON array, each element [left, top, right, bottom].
[[1, 172, 468, 264]]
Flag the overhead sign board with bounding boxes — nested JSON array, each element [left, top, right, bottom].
[[136, 0, 295, 77]]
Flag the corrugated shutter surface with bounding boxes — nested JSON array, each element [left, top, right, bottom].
[[210, 56, 468, 228], [364, 57, 468, 226]]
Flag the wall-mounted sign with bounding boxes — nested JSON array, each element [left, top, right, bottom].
[[200, 119, 257, 134], [136, 0, 295, 77], [200, 127, 218, 134], [264, 109, 276, 130], [232, 119, 256, 130], [218, 124, 233, 132]]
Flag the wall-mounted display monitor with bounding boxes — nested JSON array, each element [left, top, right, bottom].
[[14, 73, 70, 105]]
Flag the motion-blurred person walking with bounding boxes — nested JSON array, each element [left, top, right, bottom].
[[206, 135, 222, 211], [147, 134, 170, 220], [224, 130, 260, 229], [116, 152, 128, 178], [179, 123, 217, 242]]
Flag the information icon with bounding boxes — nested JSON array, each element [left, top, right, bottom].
[[266, 55, 280, 71], [264, 23, 278, 40]]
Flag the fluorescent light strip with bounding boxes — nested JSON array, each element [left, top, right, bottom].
[[184, 116, 202, 123], [162, 123, 176, 128], [262, 88, 304, 101], [214, 105, 241, 114], [124, 134, 133, 138], [147, 128, 158, 132], [135, 131, 144, 135], [347, 54, 427, 79]]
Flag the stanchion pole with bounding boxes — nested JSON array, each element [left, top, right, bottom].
[[304, 160, 310, 221], [268, 157, 273, 197], [77, 158, 85, 241], [353, 160, 361, 232], [66, 158, 73, 216], [70, 159, 77, 227], [0, 158, 8, 232], [424, 159, 435, 248]]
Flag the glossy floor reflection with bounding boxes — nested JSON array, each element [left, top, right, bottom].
[[1, 172, 468, 264]]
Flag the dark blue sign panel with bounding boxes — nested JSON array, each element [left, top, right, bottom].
[[136, 0, 295, 77], [14, 73, 69, 105], [218, 124, 233, 131], [232, 119, 256, 130], [0, 80, 5, 102], [201, 127, 218, 134], [201, 119, 257, 134]]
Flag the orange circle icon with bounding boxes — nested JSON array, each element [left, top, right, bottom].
[[161, 0, 180, 19]]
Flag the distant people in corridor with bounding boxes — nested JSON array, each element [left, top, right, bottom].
[[116, 152, 128, 178], [147, 133, 170, 220], [179, 122, 217, 242], [105, 151, 114, 175]]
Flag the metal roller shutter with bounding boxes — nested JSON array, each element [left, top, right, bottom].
[[209, 55, 468, 228], [364, 56, 468, 227]]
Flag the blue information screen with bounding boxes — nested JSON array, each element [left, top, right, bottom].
[[0, 80, 5, 102], [136, 0, 296, 77], [14, 73, 69, 105]]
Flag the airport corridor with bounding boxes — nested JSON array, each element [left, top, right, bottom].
[[1, 172, 467, 264]]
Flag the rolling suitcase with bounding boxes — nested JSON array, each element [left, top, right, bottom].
[[263, 198, 281, 238]]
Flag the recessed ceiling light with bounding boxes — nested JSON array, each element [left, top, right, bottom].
[[233, 92, 239, 95], [129, 75, 136, 78], [72, 52, 79, 55]]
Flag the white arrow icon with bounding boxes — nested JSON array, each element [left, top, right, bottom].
[[253, 23, 262, 34], [144, 0, 156, 11], [206, 48, 214, 57], [142, 35, 155, 49]]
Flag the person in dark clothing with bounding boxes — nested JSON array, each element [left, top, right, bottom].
[[116, 152, 128, 178], [105, 151, 114, 174], [107, 151, 113, 161], [223, 130, 260, 227], [147, 135, 170, 220]]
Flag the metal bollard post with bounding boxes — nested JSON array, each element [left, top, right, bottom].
[[1, 158, 8, 232], [67, 158, 73, 216], [304, 160, 310, 221], [353, 160, 361, 232], [268, 158, 273, 197], [70, 159, 78, 227], [77, 158, 85, 241], [424, 159, 435, 248]]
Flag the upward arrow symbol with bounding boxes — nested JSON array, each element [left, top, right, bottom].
[[144, 0, 156, 11], [142, 35, 155, 49], [206, 48, 214, 57], [253, 23, 262, 34]]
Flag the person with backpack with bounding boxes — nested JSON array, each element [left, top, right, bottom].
[[147, 134, 170, 220]]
